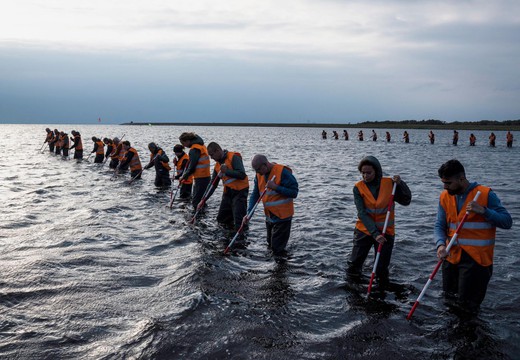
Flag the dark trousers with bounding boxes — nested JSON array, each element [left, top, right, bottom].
[[62, 148, 69, 157], [180, 183, 192, 199], [192, 176, 211, 209], [130, 169, 142, 180], [347, 230, 394, 284], [266, 219, 292, 256], [155, 170, 171, 187], [55, 146, 61, 155], [442, 249, 493, 312], [507, 141, 513, 148], [94, 154, 104, 163], [109, 159, 119, 169], [74, 150, 83, 159], [217, 188, 248, 230], [49, 144, 55, 152]]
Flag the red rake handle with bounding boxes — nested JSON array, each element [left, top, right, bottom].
[[406, 190, 481, 320]]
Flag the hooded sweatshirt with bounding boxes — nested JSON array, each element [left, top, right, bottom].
[[353, 156, 412, 238]]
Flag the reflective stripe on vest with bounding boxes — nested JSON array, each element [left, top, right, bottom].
[[214, 151, 249, 191], [176, 153, 193, 184], [96, 140, 104, 155], [257, 164, 294, 220], [128, 148, 142, 171], [440, 185, 496, 266], [74, 135, 83, 150], [355, 177, 395, 236], [190, 144, 210, 178]]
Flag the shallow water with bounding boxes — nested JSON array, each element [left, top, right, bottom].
[[0, 124, 518, 359]]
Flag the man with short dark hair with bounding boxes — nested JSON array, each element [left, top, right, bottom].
[[435, 159, 512, 314]]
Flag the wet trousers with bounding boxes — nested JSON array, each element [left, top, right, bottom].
[[266, 219, 292, 256], [442, 249, 493, 313], [347, 230, 395, 284], [217, 188, 248, 230], [192, 176, 211, 209]]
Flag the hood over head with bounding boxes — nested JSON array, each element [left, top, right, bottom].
[[357, 155, 383, 180]]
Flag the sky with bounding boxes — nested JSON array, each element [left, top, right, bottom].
[[0, 0, 519, 124]]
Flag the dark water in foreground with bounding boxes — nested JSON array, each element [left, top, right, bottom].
[[0, 124, 518, 359]]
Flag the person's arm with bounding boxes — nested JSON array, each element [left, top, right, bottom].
[[225, 155, 247, 180], [394, 179, 412, 206], [247, 177, 260, 214], [480, 191, 512, 229], [270, 168, 298, 198], [183, 148, 201, 178], [354, 186, 380, 238], [119, 151, 133, 168], [92, 142, 98, 154], [434, 202, 448, 249]]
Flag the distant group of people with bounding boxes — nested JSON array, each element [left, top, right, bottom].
[[43, 127, 513, 316], [321, 129, 515, 147], [43, 129, 299, 256]]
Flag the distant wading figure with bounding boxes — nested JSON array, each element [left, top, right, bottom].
[[506, 131, 513, 148], [343, 130, 349, 140], [403, 131, 410, 143], [452, 130, 459, 146], [179, 132, 211, 211], [91, 137, 105, 163], [489, 132, 496, 147], [119, 141, 142, 180], [429, 130, 435, 145]]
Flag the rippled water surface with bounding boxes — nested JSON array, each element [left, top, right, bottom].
[[0, 124, 518, 359]]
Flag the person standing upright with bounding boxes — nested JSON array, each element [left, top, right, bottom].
[[469, 133, 476, 146], [347, 156, 412, 288], [385, 131, 391, 142], [247, 154, 298, 257], [435, 159, 512, 314], [403, 131, 410, 143], [429, 130, 435, 145], [452, 130, 459, 146], [489, 132, 496, 147], [179, 132, 211, 211], [371, 130, 378, 141], [343, 130, 349, 140], [506, 131, 513, 148], [118, 141, 142, 180]]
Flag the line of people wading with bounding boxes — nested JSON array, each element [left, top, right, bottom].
[[43, 128, 512, 317], [322, 129, 515, 147]]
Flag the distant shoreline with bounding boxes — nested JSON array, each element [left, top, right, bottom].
[[120, 121, 520, 131]]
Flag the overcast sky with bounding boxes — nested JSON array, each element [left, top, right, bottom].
[[1, 0, 519, 124]]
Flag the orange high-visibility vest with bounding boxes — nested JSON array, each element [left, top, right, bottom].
[[355, 177, 395, 236], [176, 153, 193, 185], [74, 135, 83, 150], [95, 140, 104, 155], [190, 144, 210, 178], [440, 185, 495, 266], [127, 147, 142, 171], [214, 151, 249, 191], [257, 164, 294, 220]]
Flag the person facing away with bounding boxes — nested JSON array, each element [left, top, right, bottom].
[[322, 130, 327, 139], [429, 130, 435, 145], [347, 156, 412, 288], [179, 132, 211, 211], [358, 130, 364, 141], [173, 144, 193, 199], [434, 159, 512, 314], [403, 131, 410, 143], [469, 133, 476, 146], [343, 130, 349, 140], [144, 142, 171, 188], [371, 130, 377, 141], [91, 137, 105, 163], [385, 131, 391, 142], [118, 141, 142, 179], [489, 132, 496, 147], [452, 130, 459, 146], [205, 142, 249, 235], [44, 128, 55, 152], [246, 154, 298, 257], [70, 131, 83, 159], [506, 131, 513, 148]]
